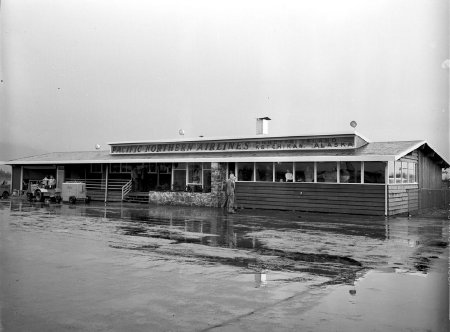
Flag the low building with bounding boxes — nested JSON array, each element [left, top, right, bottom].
[[6, 131, 448, 216]]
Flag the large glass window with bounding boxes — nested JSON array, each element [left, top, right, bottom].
[[91, 164, 102, 173], [256, 162, 273, 182], [237, 162, 254, 181], [202, 163, 212, 192], [295, 162, 314, 182], [340, 162, 361, 183], [401, 162, 408, 183], [173, 163, 186, 191], [188, 163, 202, 184], [364, 162, 385, 184], [388, 162, 395, 184], [110, 163, 121, 173], [275, 163, 293, 182], [317, 162, 337, 183], [395, 162, 402, 183], [408, 163, 417, 183]]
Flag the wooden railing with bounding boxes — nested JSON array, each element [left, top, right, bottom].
[[121, 180, 133, 201], [64, 178, 130, 191]]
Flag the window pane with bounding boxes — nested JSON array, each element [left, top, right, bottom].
[[388, 162, 395, 184], [408, 163, 416, 183], [294, 162, 314, 182], [121, 163, 132, 173], [149, 163, 157, 173], [401, 162, 408, 183], [340, 162, 361, 183], [364, 162, 385, 184], [256, 162, 273, 182], [188, 163, 202, 184], [202, 162, 211, 170], [275, 162, 293, 182], [173, 162, 186, 170], [237, 162, 254, 181], [395, 162, 402, 183], [203, 169, 211, 192], [317, 162, 337, 183], [173, 170, 186, 191], [110, 164, 121, 173], [91, 164, 102, 173], [158, 163, 171, 174]]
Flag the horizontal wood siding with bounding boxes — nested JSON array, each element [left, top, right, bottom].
[[387, 184, 419, 215], [399, 151, 419, 163], [235, 182, 385, 215]]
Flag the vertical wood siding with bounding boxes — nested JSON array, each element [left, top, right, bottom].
[[235, 182, 385, 215], [418, 150, 443, 189]]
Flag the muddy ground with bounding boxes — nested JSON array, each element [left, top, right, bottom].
[[0, 200, 448, 331]]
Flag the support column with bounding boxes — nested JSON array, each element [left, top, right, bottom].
[[210, 162, 227, 207], [104, 164, 109, 203]]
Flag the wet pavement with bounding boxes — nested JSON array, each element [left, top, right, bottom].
[[0, 200, 448, 331]]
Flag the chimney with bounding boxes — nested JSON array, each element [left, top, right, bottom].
[[256, 117, 271, 135]]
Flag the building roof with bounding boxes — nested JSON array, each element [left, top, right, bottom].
[[5, 140, 449, 168]]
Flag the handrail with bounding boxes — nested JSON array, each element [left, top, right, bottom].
[[64, 178, 130, 191], [121, 180, 133, 201]]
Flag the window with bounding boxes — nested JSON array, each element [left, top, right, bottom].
[[391, 161, 417, 184], [237, 162, 254, 181], [408, 163, 416, 183], [256, 162, 273, 182], [158, 163, 171, 174], [295, 162, 314, 182], [228, 162, 236, 178], [275, 162, 293, 182], [173, 163, 186, 191], [188, 163, 202, 184], [202, 163, 212, 192], [110, 164, 121, 173], [401, 162, 408, 183], [91, 164, 102, 173], [121, 163, 132, 173], [364, 162, 385, 184], [317, 162, 337, 183], [340, 162, 361, 183], [395, 162, 402, 183], [388, 162, 395, 184]]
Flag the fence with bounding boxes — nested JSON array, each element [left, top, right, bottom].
[[407, 188, 450, 216]]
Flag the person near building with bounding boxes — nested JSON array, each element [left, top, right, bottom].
[[48, 175, 56, 188], [42, 176, 49, 188], [131, 166, 139, 191], [285, 170, 293, 182], [226, 173, 237, 213]]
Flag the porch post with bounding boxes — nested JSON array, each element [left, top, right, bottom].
[[104, 164, 109, 203]]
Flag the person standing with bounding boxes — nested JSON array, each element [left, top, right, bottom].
[[131, 166, 139, 191], [226, 173, 236, 213]]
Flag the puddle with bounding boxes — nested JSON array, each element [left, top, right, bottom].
[[2, 201, 449, 285]]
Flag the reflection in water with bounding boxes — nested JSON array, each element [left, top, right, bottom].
[[254, 272, 267, 288], [2, 200, 449, 283]]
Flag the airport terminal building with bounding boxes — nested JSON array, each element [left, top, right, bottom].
[[6, 130, 448, 216]]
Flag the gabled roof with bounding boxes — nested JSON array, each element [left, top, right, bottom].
[[5, 140, 448, 167]]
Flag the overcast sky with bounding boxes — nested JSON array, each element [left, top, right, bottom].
[[0, 0, 449, 162]]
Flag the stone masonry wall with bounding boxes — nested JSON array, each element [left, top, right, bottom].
[[148, 162, 228, 208]]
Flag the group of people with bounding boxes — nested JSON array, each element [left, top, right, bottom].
[[42, 175, 56, 189]]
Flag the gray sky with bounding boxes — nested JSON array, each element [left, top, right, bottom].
[[1, 0, 449, 162]]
